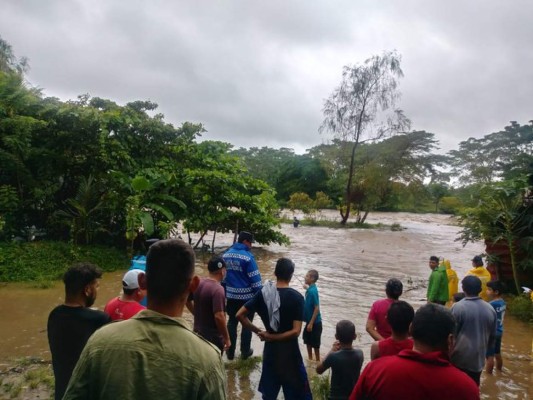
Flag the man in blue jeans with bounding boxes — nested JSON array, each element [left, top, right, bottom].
[[223, 231, 262, 360]]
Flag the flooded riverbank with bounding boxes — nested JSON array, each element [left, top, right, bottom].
[[0, 212, 531, 399]]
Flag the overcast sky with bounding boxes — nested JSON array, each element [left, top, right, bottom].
[[1, 0, 532, 153]]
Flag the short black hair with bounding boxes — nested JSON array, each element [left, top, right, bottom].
[[123, 288, 137, 296], [387, 301, 414, 334], [307, 269, 319, 282], [429, 256, 439, 263], [385, 278, 403, 300], [63, 263, 102, 297], [411, 303, 455, 350], [146, 239, 196, 302], [336, 320, 356, 344], [453, 292, 466, 302], [487, 280, 505, 295], [462, 275, 482, 296], [275, 258, 294, 281]]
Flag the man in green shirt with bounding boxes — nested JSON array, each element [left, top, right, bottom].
[[427, 256, 449, 305], [63, 239, 227, 400]]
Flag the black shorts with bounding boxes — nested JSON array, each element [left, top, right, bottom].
[[303, 322, 322, 348]]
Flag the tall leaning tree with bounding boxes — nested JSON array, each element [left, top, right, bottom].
[[320, 51, 410, 224]]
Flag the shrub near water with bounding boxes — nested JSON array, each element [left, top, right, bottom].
[[0, 241, 129, 282]]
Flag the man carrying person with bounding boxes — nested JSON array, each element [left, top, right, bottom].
[[451, 275, 497, 386], [366, 278, 403, 340], [350, 303, 479, 400], [187, 256, 231, 354], [104, 269, 146, 321], [63, 239, 227, 400], [427, 255, 449, 305], [223, 231, 262, 360], [237, 258, 312, 400], [47, 263, 111, 400]]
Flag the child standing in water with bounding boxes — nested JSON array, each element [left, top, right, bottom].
[[303, 269, 322, 361], [316, 320, 364, 400], [485, 280, 506, 373]]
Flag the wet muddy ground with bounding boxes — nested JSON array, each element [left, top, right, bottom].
[[0, 211, 531, 399]]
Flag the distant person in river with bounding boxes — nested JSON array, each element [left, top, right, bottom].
[[370, 300, 414, 360], [366, 278, 403, 340], [237, 257, 312, 400], [187, 256, 231, 354], [223, 231, 262, 360], [485, 280, 506, 374], [47, 263, 111, 400], [350, 303, 480, 400], [451, 275, 497, 386], [293, 216, 300, 228], [316, 320, 364, 400], [427, 255, 449, 305], [104, 269, 146, 321], [303, 269, 322, 361], [466, 255, 492, 302]]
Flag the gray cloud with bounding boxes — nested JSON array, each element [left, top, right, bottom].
[[1, 0, 532, 154]]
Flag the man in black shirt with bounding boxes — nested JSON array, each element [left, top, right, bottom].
[[237, 258, 311, 400], [47, 263, 110, 400]]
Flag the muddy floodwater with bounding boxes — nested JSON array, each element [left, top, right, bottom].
[[0, 212, 531, 399]]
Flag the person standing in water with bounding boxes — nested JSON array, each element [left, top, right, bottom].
[[427, 255, 449, 305]]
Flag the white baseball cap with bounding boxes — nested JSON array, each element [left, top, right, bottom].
[[122, 269, 144, 290]]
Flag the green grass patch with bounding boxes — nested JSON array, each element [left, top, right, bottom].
[[506, 294, 533, 323], [310, 373, 331, 400], [0, 241, 129, 282], [225, 355, 262, 378]]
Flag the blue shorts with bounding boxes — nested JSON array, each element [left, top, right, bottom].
[[259, 359, 312, 400], [486, 335, 502, 357]]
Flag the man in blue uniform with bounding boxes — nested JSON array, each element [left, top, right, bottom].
[[223, 231, 262, 360]]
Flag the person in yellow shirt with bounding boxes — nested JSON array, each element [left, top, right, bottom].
[[466, 255, 492, 301], [443, 259, 458, 306]]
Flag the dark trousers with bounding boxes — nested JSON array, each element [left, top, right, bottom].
[[459, 368, 482, 386], [226, 298, 255, 355]]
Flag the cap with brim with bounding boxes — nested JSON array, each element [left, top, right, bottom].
[[122, 269, 143, 290]]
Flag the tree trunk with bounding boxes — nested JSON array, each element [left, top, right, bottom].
[[360, 210, 370, 224], [211, 230, 217, 253], [341, 141, 359, 225], [193, 230, 208, 249]]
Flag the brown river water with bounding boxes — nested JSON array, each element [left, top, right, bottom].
[[0, 212, 531, 399]]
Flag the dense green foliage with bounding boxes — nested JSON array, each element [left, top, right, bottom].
[[506, 294, 533, 324], [0, 38, 288, 250], [0, 241, 128, 282]]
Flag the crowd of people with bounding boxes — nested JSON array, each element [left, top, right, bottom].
[[46, 233, 508, 400]]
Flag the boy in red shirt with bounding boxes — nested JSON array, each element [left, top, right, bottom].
[[370, 300, 414, 360], [104, 269, 146, 321]]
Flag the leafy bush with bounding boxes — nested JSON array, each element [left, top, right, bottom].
[[0, 241, 129, 282], [439, 196, 462, 214], [506, 294, 533, 323]]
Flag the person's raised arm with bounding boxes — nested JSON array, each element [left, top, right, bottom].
[[316, 341, 339, 374]]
